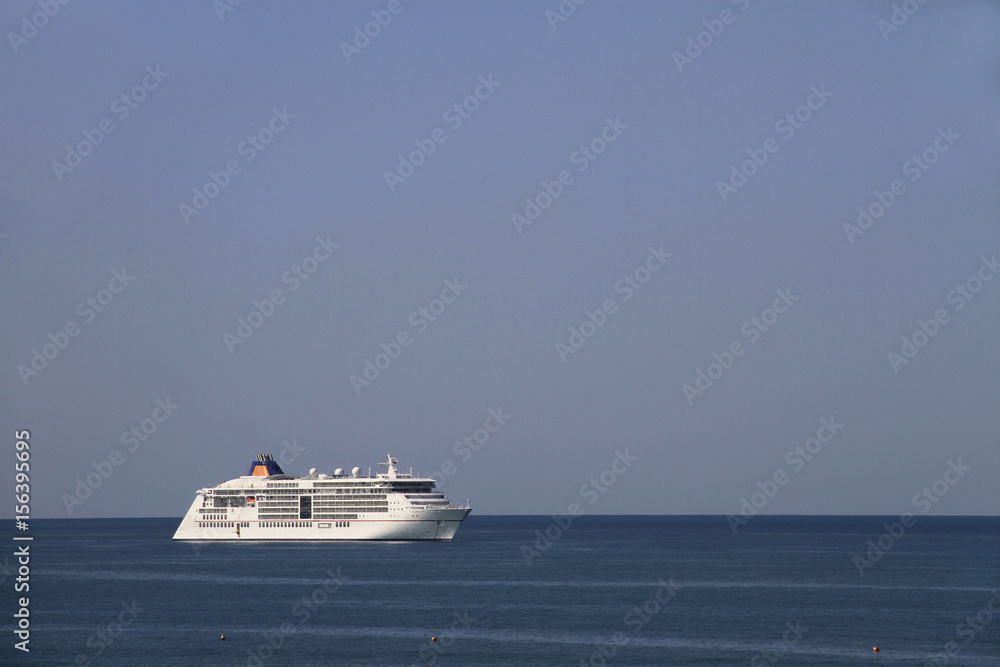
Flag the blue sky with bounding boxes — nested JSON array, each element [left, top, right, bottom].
[[1, 0, 998, 518]]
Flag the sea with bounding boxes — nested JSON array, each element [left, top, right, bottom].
[[11, 516, 999, 666]]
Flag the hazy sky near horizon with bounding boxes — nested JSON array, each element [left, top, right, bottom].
[[2, 0, 998, 519]]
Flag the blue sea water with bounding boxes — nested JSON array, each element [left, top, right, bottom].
[[10, 516, 999, 666]]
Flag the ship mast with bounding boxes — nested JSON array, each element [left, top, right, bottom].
[[379, 454, 399, 479]]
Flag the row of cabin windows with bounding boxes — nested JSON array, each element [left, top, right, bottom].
[[212, 487, 426, 496], [261, 521, 310, 528], [204, 495, 379, 507], [200, 522, 248, 528], [199, 520, 316, 528]]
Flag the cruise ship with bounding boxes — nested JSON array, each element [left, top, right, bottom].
[[172, 454, 471, 541]]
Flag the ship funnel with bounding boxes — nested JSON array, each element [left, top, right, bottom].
[[247, 454, 284, 477]]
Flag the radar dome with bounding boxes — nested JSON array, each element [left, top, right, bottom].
[[352, 466, 361, 477], [309, 468, 317, 476], [334, 468, 344, 476]]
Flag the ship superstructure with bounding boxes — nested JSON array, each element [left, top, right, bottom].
[[172, 454, 471, 541]]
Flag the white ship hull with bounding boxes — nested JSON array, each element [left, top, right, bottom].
[[173, 454, 471, 542], [173, 506, 470, 541]]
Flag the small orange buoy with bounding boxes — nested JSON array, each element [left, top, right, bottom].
[[221, 635, 226, 641], [431, 637, 437, 642], [873, 646, 879, 652]]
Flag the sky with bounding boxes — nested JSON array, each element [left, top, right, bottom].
[[1, 0, 998, 519]]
